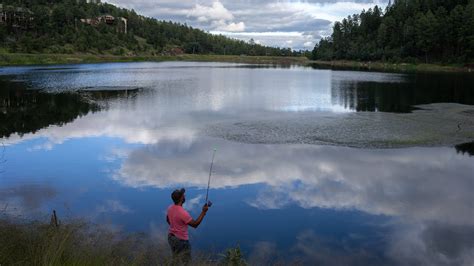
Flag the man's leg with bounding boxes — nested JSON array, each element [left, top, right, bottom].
[[181, 240, 191, 265], [168, 234, 180, 264], [168, 234, 177, 252]]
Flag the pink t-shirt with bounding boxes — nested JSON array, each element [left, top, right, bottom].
[[167, 205, 193, 240]]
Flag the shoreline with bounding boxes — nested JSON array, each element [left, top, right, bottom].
[[1, 53, 473, 73], [0, 53, 308, 67], [309, 60, 474, 74]]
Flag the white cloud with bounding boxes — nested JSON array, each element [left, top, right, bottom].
[[0, 185, 57, 218], [266, 1, 385, 23], [105, 0, 389, 49], [185, 195, 204, 212], [96, 200, 132, 214], [187, 1, 234, 22], [211, 31, 316, 49], [218, 21, 246, 32], [2, 109, 198, 148]]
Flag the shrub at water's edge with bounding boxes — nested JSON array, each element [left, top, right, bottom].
[[0, 218, 247, 266]]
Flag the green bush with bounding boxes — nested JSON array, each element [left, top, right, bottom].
[[220, 246, 246, 266]]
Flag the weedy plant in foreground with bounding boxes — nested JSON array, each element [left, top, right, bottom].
[[0, 217, 247, 266]]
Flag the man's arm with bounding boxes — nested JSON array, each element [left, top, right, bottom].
[[188, 204, 209, 228], [166, 215, 170, 225]]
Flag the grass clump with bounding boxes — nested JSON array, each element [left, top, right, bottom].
[[0, 218, 247, 266], [0, 219, 165, 265]]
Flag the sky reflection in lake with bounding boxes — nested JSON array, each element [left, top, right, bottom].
[[1, 62, 473, 265]]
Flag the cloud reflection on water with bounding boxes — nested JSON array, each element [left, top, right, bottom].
[[111, 137, 474, 265], [113, 138, 474, 222], [0, 184, 57, 218]]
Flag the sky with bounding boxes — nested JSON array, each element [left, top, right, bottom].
[[106, 0, 389, 50]]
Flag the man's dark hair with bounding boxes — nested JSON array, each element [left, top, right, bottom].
[[171, 188, 185, 204]]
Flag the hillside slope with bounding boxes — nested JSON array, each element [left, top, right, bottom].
[[0, 0, 294, 56]]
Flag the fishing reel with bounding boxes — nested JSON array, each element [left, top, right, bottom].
[[206, 200, 213, 207]]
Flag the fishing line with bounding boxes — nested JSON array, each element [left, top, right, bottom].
[[205, 148, 217, 206]]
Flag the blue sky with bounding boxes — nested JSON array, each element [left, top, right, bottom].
[[106, 0, 389, 50]]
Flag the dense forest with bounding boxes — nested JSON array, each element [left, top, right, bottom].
[[312, 0, 474, 63], [0, 0, 294, 56]]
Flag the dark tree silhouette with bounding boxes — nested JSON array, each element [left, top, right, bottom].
[[312, 0, 474, 63]]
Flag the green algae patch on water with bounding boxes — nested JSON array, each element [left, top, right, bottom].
[[206, 103, 474, 149]]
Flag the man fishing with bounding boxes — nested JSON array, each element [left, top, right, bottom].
[[166, 188, 210, 264]]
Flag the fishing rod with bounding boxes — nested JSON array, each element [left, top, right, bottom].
[[205, 148, 217, 207]]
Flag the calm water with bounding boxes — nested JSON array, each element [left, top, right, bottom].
[[1, 62, 473, 265]]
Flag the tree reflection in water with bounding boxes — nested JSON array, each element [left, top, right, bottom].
[[0, 78, 140, 138], [455, 142, 474, 156]]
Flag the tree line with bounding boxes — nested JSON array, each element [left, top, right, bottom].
[[312, 0, 474, 63], [0, 0, 296, 56]]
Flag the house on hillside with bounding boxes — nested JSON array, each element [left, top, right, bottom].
[[118, 17, 127, 34], [76, 0, 101, 4], [79, 18, 99, 26], [0, 4, 33, 30], [161, 46, 184, 56], [80, 15, 127, 34], [102, 15, 114, 25]]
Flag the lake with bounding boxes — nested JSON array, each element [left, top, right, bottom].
[[1, 62, 473, 265]]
